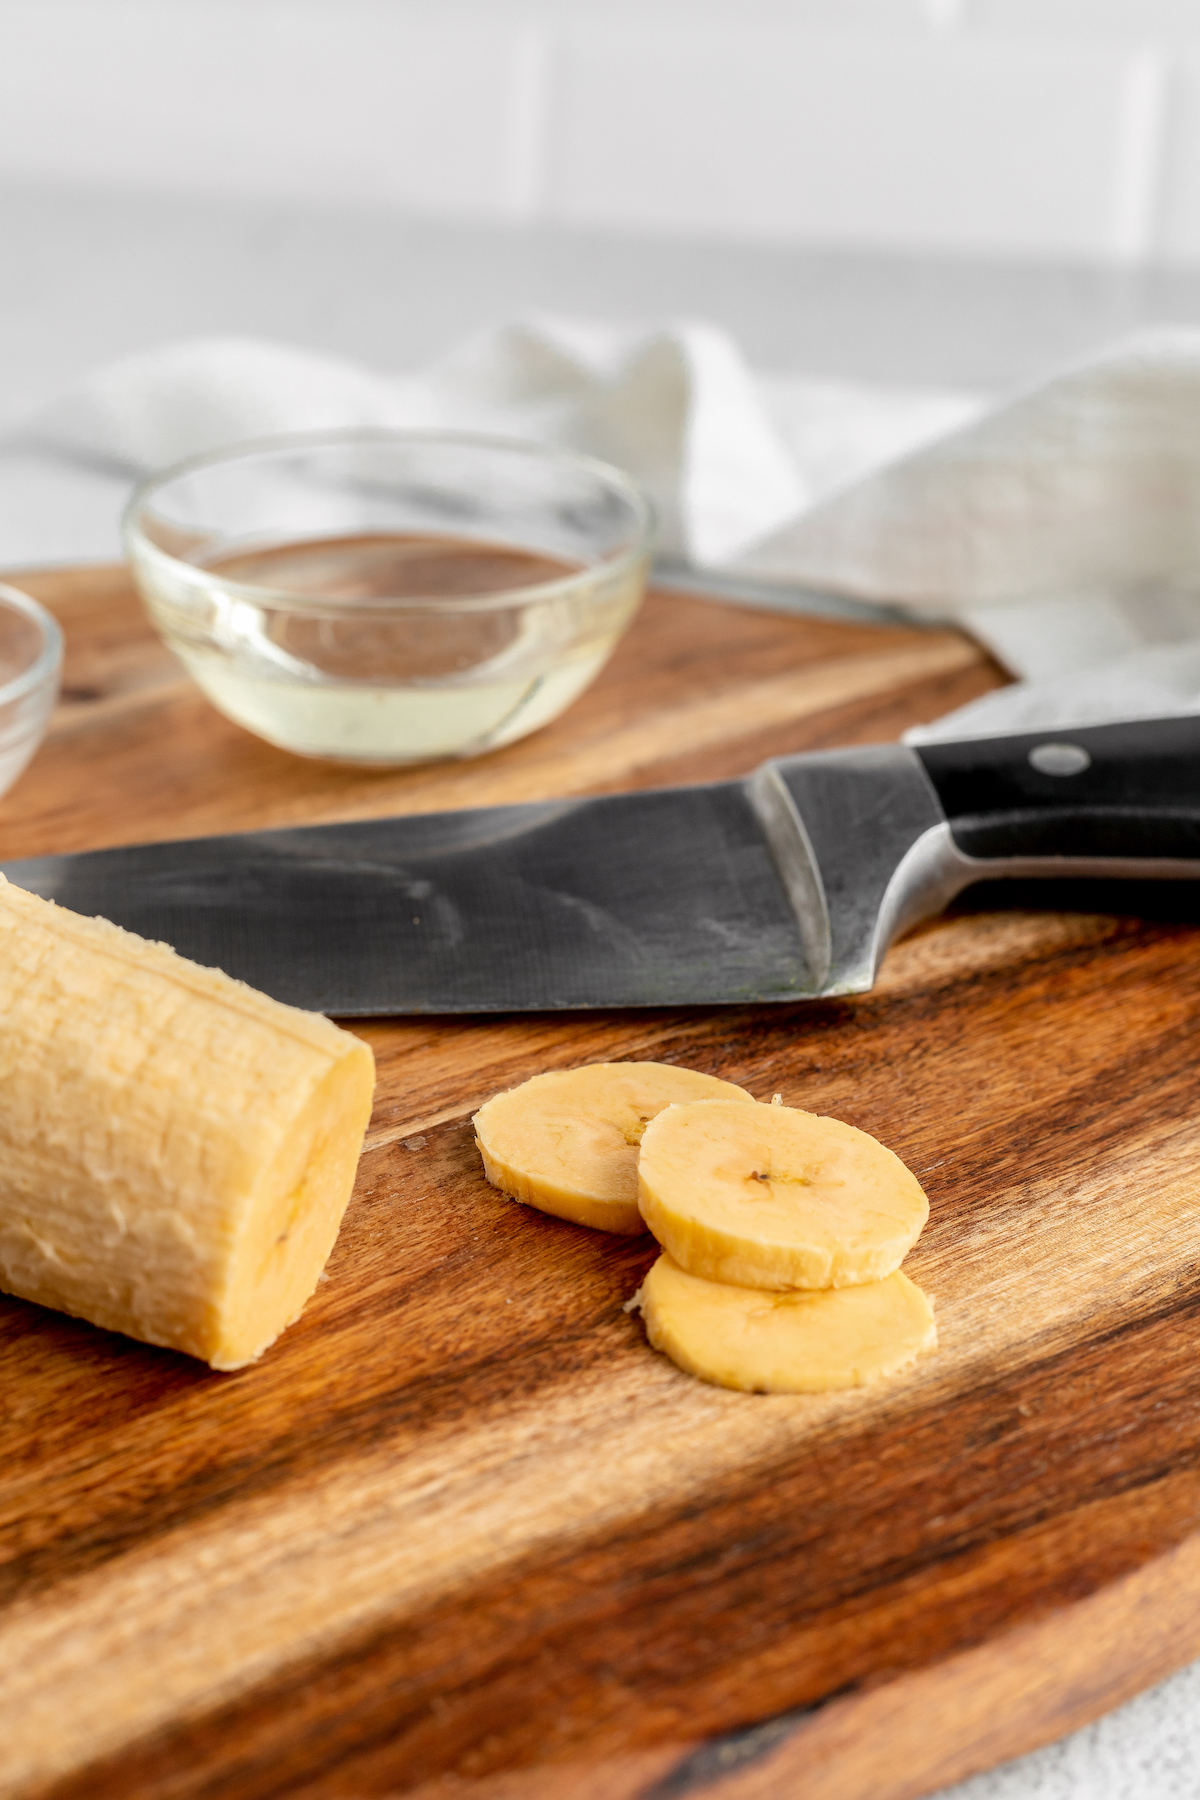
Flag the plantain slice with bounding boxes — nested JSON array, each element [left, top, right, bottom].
[[473, 1062, 753, 1234], [639, 1252, 936, 1393], [638, 1097, 929, 1288]]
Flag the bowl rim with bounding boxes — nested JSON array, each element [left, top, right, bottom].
[[121, 426, 656, 613], [0, 583, 64, 712]]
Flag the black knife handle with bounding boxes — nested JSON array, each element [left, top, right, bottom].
[[913, 714, 1200, 861]]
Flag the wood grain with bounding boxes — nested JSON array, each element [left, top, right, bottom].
[[3, 567, 1198, 1800]]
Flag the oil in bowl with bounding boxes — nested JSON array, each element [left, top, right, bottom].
[[0, 585, 62, 800], [123, 432, 653, 766]]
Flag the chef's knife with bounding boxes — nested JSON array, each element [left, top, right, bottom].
[[4, 714, 1199, 1015]]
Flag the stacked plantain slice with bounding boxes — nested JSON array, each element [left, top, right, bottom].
[[474, 1064, 936, 1394]]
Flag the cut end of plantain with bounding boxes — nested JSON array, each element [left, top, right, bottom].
[[473, 1062, 754, 1234], [640, 1252, 936, 1393], [0, 877, 376, 1369], [637, 1097, 929, 1289]]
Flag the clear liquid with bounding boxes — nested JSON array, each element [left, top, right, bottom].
[[0, 654, 54, 800], [137, 533, 644, 764], [0, 736, 39, 799]]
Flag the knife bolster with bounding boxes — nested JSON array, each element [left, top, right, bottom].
[[747, 764, 832, 985], [759, 745, 963, 993]]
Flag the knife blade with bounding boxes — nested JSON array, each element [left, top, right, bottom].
[[4, 714, 1200, 1015]]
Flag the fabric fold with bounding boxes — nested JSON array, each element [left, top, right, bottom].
[[7, 318, 1200, 737]]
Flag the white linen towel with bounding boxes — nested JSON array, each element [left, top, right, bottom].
[[5, 319, 1200, 740]]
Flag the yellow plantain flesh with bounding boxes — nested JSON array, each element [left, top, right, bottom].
[[473, 1061, 753, 1234], [637, 1096, 929, 1289], [0, 876, 375, 1369], [639, 1252, 936, 1393]]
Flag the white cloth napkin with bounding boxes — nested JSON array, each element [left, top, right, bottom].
[[742, 328, 1200, 741], [2, 322, 813, 569], [7, 319, 1200, 740]]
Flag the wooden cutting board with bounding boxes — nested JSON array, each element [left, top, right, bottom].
[[3, 567, 1200, 1800]]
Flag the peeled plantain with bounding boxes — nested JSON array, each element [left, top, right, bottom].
[[0, 876, 375, 1369], [639, 1252, 936, 1393], [474, 1061, 753, 1233], [637, 1096, 929, 1289]]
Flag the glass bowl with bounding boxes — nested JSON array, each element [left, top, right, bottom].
[[122, 430, 654, 766], [0, 585, 62, 801]]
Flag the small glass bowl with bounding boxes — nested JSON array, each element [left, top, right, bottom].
[[122, 430, 654, 765], [0, 585, 63, 801]]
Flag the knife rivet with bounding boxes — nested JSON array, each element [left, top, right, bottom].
[[1028, 743, 1091, 777]]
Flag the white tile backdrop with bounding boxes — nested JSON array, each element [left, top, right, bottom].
[[547, 28, 1133, 258], [1, 0, 1200, 264]]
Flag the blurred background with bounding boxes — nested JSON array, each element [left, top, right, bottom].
[[5, 0, 1200, 415]]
